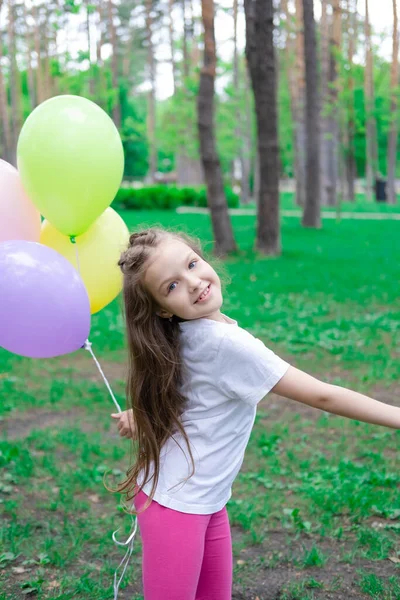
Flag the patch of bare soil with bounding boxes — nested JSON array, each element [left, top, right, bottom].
[[55, 352, 128, 383], [0, 407, 88, 440], [230, 526, 399, 599]]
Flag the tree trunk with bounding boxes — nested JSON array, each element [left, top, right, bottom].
[[241, 59, 252, 204], [34, 5, 44, 105], [177, 0, 203, 186], [145, 0, 157, 182], [292, 0, 306, 207], [168, 0, 178, 93], [245, 0, 281, 254], [364, 0, 378, 201], [344, 0, 357, 202], [176, 154, 204, 185], [232, 0, 243, 197], [96, 0, 107, 109], [190, 0, 201, 67], [198, 0, 237, 255], [0, 0, 12, 162], [301, 0, 321, 227], [324, 0, 341, 206], [8, 0, 21, 164], [42, 9, 52, 100], [387, 0, 399, 204], [24, 2, 36, 109], [282, 0, 303, 206], [319, 0, 329, 205], [107, 0, 121, 127], [182, 0, 190, 79], [85, 0, 95, 97]]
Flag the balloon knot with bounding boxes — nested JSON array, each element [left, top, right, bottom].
[[70, 236, 76, 244], [83, 340, 92, 351]]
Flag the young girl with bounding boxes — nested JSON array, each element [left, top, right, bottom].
[[111, 226, 400, 600]]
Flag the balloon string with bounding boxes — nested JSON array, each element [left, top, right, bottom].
[[83, 340, 122, 413], [69, 235, 122, 414], [112, 508, 138, 600], [70, 236, 82, 275]]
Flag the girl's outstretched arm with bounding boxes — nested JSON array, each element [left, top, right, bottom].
[[272, 366, 400, 430]]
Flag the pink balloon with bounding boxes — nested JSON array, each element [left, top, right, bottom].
[[0, 159, 41, 242]]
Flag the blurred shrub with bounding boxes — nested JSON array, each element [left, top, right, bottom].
[[112, 185, 239, 210]]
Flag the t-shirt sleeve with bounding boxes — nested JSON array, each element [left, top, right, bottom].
[[215, 329, 290, 406]]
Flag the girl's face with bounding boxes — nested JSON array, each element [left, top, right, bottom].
[[144, 239, 223, 321]]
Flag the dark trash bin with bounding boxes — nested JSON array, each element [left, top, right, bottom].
[[375, 178, 387, 202]]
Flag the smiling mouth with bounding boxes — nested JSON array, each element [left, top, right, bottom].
[[195, 284, 211, 303]]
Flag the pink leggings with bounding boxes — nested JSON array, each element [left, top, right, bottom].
[[134, 490, 233, 600]]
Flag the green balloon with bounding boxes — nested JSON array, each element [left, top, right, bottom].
[[17, 95, 124, 237]]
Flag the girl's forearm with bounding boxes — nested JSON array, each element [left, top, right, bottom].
[[324, 384, 400, 429]]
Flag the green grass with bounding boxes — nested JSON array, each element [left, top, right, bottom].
[[1, 209, 400, 598], [261, 191, 400, 213]]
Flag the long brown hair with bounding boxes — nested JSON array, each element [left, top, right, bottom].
[[115, 227, 208, 510]]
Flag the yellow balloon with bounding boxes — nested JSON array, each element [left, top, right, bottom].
[[40, 208, 129, 314]]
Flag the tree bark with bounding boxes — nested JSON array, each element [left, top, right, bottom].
[[292, 0, 306, 207], [96, 0, 107, 109], [8, 0, 22, 164], [85, 0, 95, 97], [0, 0, 12, 162], [168, 0, 178, 93], [301, 0, 321, 227], [34, 5, 44, 105], [24, 2, 36, 109], [198, 0, 237, 255], [282, 0, 306, 206], [182, 0, 190, 79], [245, 0, 281, 254], [42, 9, 52, 100], [343, 0, 357, 202], [241, 59, 252, 204], [324, 0, 341, 206], [145, 0, 157, 182], [364, 0, 378, 201], [107, 0, 121, 127], [387, 0, 399, 204], [320, 0, 329, 205], [232, 0, 248, 201]]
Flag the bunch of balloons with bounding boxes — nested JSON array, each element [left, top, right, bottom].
[[0, 95, 129, 359]]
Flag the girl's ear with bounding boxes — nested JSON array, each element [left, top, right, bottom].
[[156, 310, 173, 319]]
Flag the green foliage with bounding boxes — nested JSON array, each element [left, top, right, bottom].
[[11, 24, 400, 183], [112, 185, 240, 210]]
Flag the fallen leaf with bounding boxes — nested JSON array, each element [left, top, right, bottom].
[[388, 556, 400, 564], [237, 559, 245, 565], [11, 566, 26, 574], [48, 580, 60, 589], [89, 494, 100, 503]]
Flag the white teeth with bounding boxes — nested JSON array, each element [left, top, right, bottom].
[[197, 285, 209, 302]]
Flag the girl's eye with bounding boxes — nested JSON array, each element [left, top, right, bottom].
[[189, 260, 197, 269], [168, 282, 177, 293]]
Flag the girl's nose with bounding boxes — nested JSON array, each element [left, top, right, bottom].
[[188, 276, 202, 291]]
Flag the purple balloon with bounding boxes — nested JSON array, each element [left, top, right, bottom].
[[0, 240, 91, 358]]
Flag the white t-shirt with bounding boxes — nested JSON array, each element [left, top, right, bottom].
[[140, 315, 290, 514]]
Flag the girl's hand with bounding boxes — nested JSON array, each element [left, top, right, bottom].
[[111, 409, 136, 439]]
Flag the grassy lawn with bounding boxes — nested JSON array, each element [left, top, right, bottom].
[[1, 209, 399, 599], [254, 192, 400, 214]]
